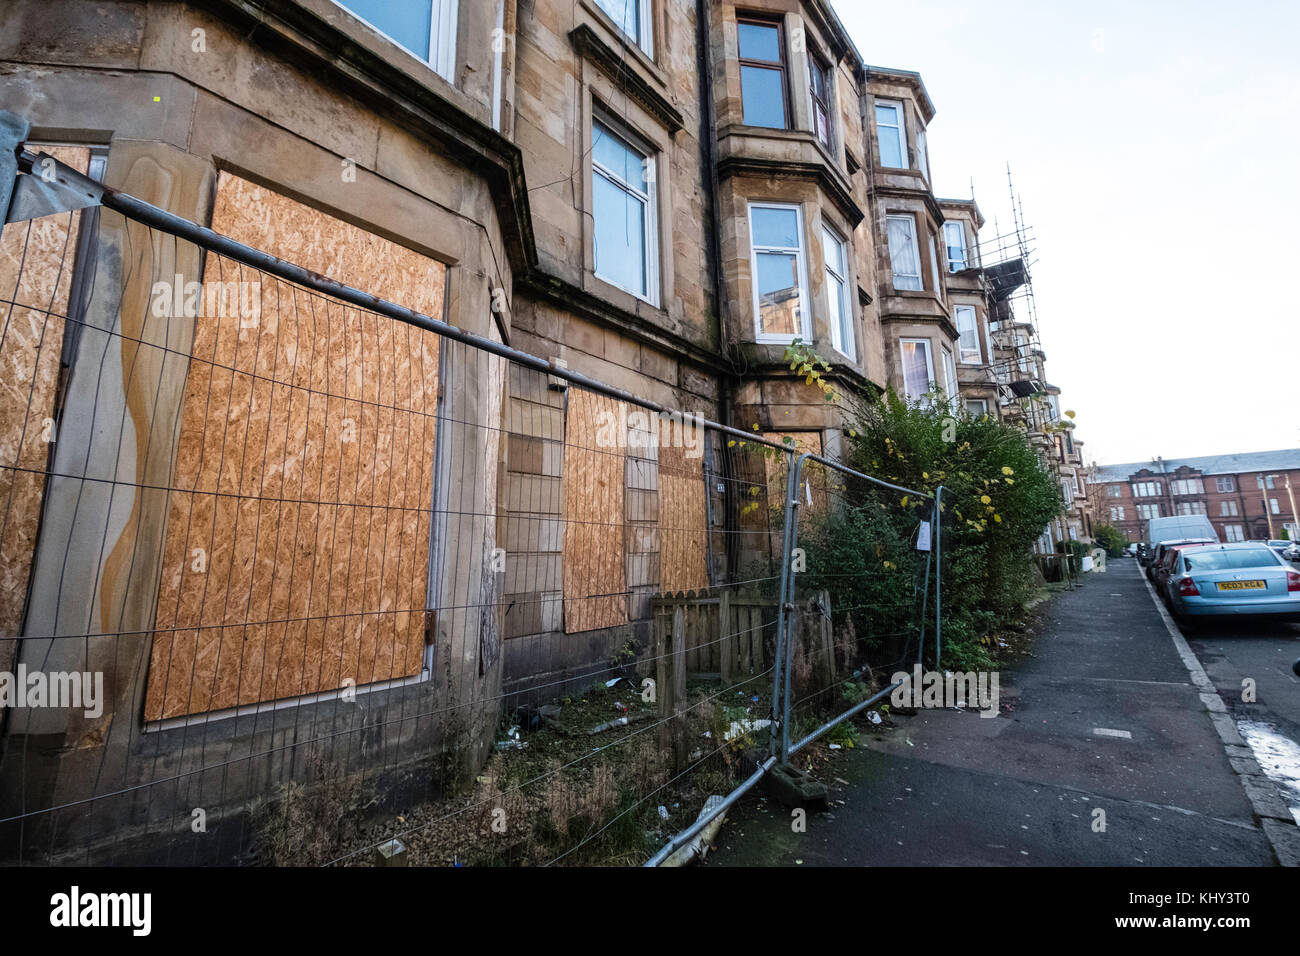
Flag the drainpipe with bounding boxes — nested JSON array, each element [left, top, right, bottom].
[[695, 0, 741, 581]]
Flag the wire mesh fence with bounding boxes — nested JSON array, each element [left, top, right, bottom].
[[0, 150, 940, 867]]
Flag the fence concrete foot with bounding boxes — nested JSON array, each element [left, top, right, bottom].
[[763, 763, 828, 812]]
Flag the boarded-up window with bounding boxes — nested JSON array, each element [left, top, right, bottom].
[[0, 146, 90, 663], [562, 389, 627, 632], [144, 172, 444, 721], [658, 435, 709, 593]]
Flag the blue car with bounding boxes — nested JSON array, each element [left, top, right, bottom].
[[1164, 543, 1300, 625]]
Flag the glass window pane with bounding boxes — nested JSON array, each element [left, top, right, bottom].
[[822, 227, 844, 274], [876, 104, 904, 167], [887, 216, 921, 290], [755, 251, 800, 336], [752, 206, 799, 248], [902, 341, 931, 400], [592, 122, 642, 188], [594, 171, 646, 296], [741, 66, 787, 128], [340, 0, 432, 59], [738, 22, 781, 62], [594, 0, 638, 41]]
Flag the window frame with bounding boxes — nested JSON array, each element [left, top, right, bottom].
[[899, 337, 936, 405], [916, 124, 930, 181], [737, 14, 790, 130], [874, 98, 907, 169], [748, 200, 810, 344], [886, 213, 923, 291], [821, 224, 854, 359], [334, 0, 459, 82], [591, 117, 660, 307], [1216, 476, 1235, 493], [940, 345, 958, 408], [965, 398, 988, 417], [593, 0, 654, 57], [808, 51, 835, 152], [954, 304, 981, 364], [943, 220, 968, 272]]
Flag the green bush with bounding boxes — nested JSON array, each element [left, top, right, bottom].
[[1093, 523, 1127, 558], [797, 390, 1061, 671]]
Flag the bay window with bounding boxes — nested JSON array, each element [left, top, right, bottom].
[[886, 214, 922, 291], [822, 226, 853, 357], [738, 17, 788, 129], [944, 221, 968, 271], [900, 338, 935, 405], [954, 305, 981, 363], [809, 54, 834, 151], [875, 100, 906, 168], [749, 202, 809, 341]]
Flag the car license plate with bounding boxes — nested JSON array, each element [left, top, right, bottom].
[[1217, 580, 1265, 591]]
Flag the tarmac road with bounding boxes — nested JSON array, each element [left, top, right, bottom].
[[706, 558, 1297, 866]]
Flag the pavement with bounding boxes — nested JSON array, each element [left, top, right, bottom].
[[706, 557, 1300, 866]]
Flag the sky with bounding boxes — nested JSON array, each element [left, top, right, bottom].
[[832, 0, 1300, 467]]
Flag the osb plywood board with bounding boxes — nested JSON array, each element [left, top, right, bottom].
[[562, 389, 627, 633], [0, 146, 90, 650], [659, 474, 709, 593], [763, 431, 827, 513], [144, 173, 444, 721]]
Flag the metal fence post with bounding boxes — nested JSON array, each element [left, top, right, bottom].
[[778, 453, 809, 765], [771, 449, 799, 762], [934, 485, 944, 670]]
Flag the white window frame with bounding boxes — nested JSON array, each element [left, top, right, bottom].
[[822, 224, 854, 359], [1224, 524, 1245, 542], [1221, 500, 1239, 516], [954, 304, 981, 364], [900, 337, 936, 406], [748, 201, 810, 344], [875, 99, 907, 169], [1216, 476, 1235, 492], [1258, 474, 1276, 489], [1110, 506, 1125, 521], [592, 118, 660, 306], [1270, 497, 1281, 515], [943, 220, 968, 272], [593, 0, 654, 57], [334, 1, 459, 82], [965, 398, 988, 417], [928, 232, 943, 297], [886, 214, 923, 291], [916, 125, 930, 181], [941, 345, 958, 408]]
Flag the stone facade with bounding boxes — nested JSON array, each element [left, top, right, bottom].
[[0, 0, 1094, 857]]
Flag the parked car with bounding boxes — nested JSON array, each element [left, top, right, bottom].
[[1143, 515, 1219, 577], [1152, 543, 1213, 599], [1163, 543, 1300, 625], [1265, 540, 1291, 559], [1283, 541, 1300, 563], [1147, 538, 1216, 582]]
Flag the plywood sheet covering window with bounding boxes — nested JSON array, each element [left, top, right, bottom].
[[144, 172, 444, 721], [562, 389, 627, 633], [0, 146, 90, 651], [658, 438, 709, 593]]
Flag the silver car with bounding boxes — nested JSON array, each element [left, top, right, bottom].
[[1164, 543, 1300, 624]]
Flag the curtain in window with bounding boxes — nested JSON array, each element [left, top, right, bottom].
[[887, 217, 921, 290], [901, 341, 930, 399]]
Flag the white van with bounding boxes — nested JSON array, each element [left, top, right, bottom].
[[1146, 515, 1219, 552]]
